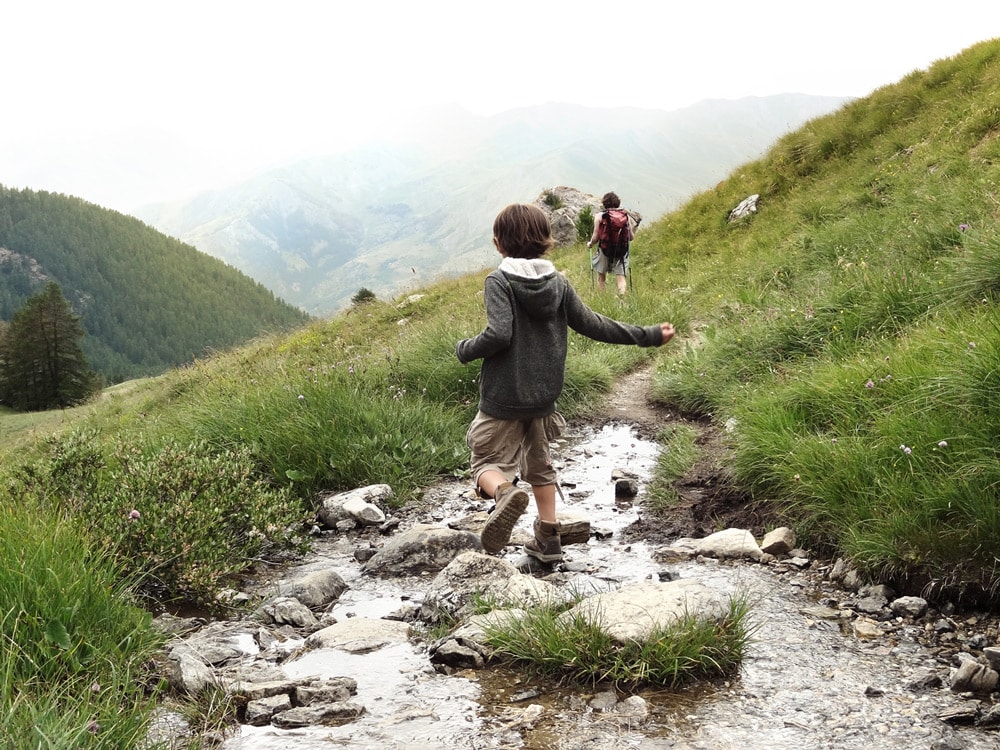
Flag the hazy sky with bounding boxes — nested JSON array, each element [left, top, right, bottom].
[[4, 0, 998, 211]]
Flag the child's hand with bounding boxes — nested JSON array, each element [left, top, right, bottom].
[[659, 323, 675, 344]]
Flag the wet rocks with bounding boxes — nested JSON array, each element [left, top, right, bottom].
[[361, 525, 481, 576]]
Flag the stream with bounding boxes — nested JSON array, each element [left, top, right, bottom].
[[219, 421, 998, 750]]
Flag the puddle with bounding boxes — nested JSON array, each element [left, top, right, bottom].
[[221, 422, 997, 750]]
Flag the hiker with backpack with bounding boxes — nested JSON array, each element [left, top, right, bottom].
[[587, 191, 641, 295], [456, 203, 675, 563]]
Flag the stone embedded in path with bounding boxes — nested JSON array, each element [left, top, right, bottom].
[[305, 617, 412, 653], [556, 579, 730, 645], [695, 528, 764, 561], [760, 527, 796, 555], [362, 525, 481, 577], [274, 568, 348, 609], [316, 483, 392, 529], [420, 551, 565, 624]]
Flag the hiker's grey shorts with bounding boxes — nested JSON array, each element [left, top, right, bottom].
[[466, 410, 566, 487], [592, 249, 629, 276]]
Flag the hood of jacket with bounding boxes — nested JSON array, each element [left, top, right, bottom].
[[498, 257, 562, 318]]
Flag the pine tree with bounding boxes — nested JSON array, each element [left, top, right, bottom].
[[0, 282, 96, 411]]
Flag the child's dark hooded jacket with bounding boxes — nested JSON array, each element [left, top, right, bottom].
[[456, 257, 663, 420]]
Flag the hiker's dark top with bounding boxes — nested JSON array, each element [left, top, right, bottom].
[[456, 257, 663, 420]]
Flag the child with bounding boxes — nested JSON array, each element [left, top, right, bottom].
[[456, 203, 675, 562]]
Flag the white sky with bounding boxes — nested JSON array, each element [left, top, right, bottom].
[[3, 0, 999, 210]]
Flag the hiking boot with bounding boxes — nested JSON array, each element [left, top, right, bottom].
[[524, 519, 563, 563], [480, 482, 529, 554]]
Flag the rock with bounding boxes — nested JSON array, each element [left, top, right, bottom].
[[760, 527, 796, 555], [271, 701, 365, 728], [275, 569, 348, 610], [906, 670, 943, 692], [305, 617, 411, 653], [615, 479, 639, 498], [165, 646, 218, 694], [362, 525, 481, 577], [317, 484, 393, 528], [295, 679, 356, 706], [429, 638, 486, 670], [556, 579, 729, 645], [695, 528, 764, 561], [420, 551, 566, 624], [255, 596, 320, 629], [890, 596, 928, 619], [728, 194, 759, 223], [532, 186, 603, 246], [950, 659, 999, 693], [245, 693, 291, 726], [852, 618, 883, 639], [983, 646, 1000, 671]]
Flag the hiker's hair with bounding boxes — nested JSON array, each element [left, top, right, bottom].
[[493, 204, 555, 259], [601, 192, 621, 209]]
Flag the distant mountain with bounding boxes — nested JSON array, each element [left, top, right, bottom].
[[136, 96, 848, 316], [0, 187, 312, 382]]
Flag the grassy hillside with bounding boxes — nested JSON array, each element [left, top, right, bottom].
[[0, 187, 312, 382], [5, 38, 1000, 600], [645, 38, 1000, 601]]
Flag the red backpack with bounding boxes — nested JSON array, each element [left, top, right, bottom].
[[597, 209, 630, 261]]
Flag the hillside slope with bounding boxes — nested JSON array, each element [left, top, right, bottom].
[[136, 95, 847, 315], [0, 187, 312, 381]]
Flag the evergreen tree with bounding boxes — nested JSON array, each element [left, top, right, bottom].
[[0, 282, 96, 411]]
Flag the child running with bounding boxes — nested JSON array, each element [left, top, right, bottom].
[[456, 203, 675, 562]]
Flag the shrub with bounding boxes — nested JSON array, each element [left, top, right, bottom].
[[576, 205, 595, 242], [9, 430, 309, 605]]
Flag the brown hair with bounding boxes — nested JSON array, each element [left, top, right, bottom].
[[493, 204, 555, 259], [601, 192, 621, 209]]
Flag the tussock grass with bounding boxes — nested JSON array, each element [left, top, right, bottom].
[[482, 593, 755, 688]]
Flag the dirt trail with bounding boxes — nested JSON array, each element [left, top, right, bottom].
[[588, 362, 768, 543]]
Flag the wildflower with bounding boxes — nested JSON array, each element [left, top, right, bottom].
[[865, 380, 875, 389], [87, 721, 100, 735], [128, 509, 141, 520], [297, 394, 305, 400], [793, 474, 801, 481], [349, 366, 355, 374], [900, 444, 912, 455], [938, 440, 948, 448], [959, 223, 969, 232], [91, 682, 101, 693], [969, 342, 976, 348], [831, 438, 838, 444]]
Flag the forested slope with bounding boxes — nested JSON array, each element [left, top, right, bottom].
[[0, 187, 312, 381]]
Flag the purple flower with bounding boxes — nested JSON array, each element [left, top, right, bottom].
[[87, 721, 100, 735], [959, 223, 969, 232], [865, 380, 875, 389], [900, 444, 912, 455], [969, 342, 977, 348], [90, 682, 101, 693], [128, 509, 141, 520], [938, 440, 948, 448]]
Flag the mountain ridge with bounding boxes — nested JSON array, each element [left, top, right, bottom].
[[136, 95, 848, 315]]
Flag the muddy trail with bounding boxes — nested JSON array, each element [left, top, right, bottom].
[[211, 366, 999, 750]]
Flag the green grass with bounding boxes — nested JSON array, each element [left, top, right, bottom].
[[481, 592, 755, 688], [0, 501, 162, 749]]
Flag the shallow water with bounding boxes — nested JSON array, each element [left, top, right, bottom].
[[222, 422, 997, 750]]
